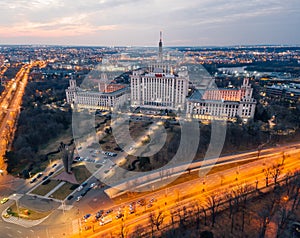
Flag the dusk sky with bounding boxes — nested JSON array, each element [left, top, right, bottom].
[[0, 0, 300, 46]]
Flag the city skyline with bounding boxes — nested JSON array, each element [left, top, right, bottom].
[[0, 0, 300, 46]]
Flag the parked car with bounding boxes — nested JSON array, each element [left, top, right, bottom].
[[76, 196, 82, 202], [95, 210, 104, 219], [0, 198, 9, 204], [42, 176, 49, 181], [67, 195, 74, 200], [83, 214, 91, 220], [99, 216, 112, 226], [105, 209, 113, 215], [115, 213, 124, 219], [52, 163, 57, 168], [81, 182, 88, 187], [137, 198, 146, 206], [30, 178, 37, 183], [36, 173, 43, 178], [150, 198, 157, 203], [48, 171, 54, 176], [84, 225, 91, 231], [77, 185, 83, 192], [90, 183, 96, 188]]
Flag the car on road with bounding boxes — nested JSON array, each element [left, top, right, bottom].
[[104, 170, 109, 174], [52, 163, 57, 168], [42, 176, 49, 181], [36, 173, 43, 178], [76, 196, 82, 202], [0, 198, 9, 204], [30, 178, 37, 183]]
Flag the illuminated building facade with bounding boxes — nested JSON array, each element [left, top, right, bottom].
[[186, 78, 256, 121], [130, 32, 189, 111], [66, 78, 129, 110]]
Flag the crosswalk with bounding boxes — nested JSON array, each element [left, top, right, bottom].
[[72, 219, 80, 234], [57, 204, 73, 211]]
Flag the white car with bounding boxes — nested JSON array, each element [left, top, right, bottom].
[[76, 196, 82, 202], [77, 185, 83, 192], [90, 183, 96, 188]]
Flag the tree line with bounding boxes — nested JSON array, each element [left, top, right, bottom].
[[5, 77, 72, 176]]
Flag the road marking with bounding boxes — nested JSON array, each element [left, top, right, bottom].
[[5, 226, 11, 229], [7, 234, 12, 237], [17, 230, 22, 234], [30, 230, 34, 233]]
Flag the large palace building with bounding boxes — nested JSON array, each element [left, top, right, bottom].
[[66, 33, 256, 121], [186, 78, 256, 121], [65, 75, 129, 110]]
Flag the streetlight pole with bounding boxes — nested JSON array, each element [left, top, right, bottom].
[[13, 194, 20, 219], [61, 200, 65, 215]]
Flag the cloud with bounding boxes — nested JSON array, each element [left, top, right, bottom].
[[0, 0, 299, 45]]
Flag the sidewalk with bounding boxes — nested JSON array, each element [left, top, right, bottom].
[[1, 208, 50, 228]]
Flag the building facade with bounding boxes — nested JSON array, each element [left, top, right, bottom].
[[66, 78, 129, 110], [186, 78, 256, 121], [65, 33, 257, 121], [130, 32, 189, 111], [130, 64, 189, 111]]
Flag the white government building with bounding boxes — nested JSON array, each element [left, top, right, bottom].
[[65, 75, 129, 111], [66, 33, 256, 121]]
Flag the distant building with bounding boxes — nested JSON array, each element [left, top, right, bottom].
[[266, 83, 300, 102]]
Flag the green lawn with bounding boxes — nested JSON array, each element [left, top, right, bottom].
[[7, 204, 51, 220], [73, 165, 92, 184], [31, 180, 61, 196], [50, 182, 76, 200]]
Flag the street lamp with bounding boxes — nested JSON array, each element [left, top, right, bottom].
[[61, 200, 65, 215], [13, 194, 20, 219]]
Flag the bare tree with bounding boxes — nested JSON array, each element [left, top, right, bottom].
[[132, 224, 145, 238], [193, 200, 202, 230], [201, 205, 208, 226], [291, 175, 300, 210], [206, 193, 221, 227], [258, 195, 277, 238], [270, 163, 283, 186], [149, 210, 165, 233], [119, 220, 128, 238], [275, 200, 293, 238]]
